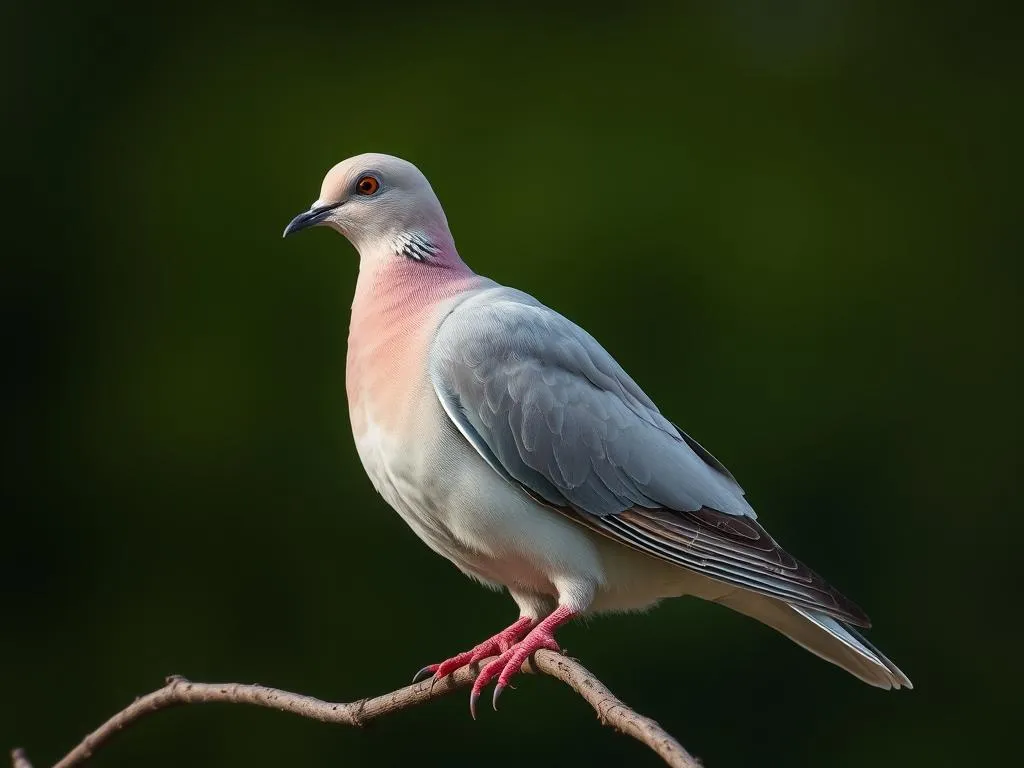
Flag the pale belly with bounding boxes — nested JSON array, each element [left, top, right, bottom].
[[352, 388, 573, 591], [350, 388, 707, 614]]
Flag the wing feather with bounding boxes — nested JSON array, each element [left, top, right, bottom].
[[430, 286, 870, 627]]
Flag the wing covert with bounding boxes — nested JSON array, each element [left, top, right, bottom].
[[429, 287, 750, 518], [428, 286, 870, 627]]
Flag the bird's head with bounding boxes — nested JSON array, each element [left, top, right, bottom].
[[283, 153, 459, 267]]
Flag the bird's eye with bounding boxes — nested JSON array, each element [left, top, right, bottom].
[[355, 175, 380, 196]]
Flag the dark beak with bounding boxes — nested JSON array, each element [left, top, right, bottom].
[[282, 201, 342, 238]]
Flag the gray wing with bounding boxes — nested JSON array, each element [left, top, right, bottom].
[[429, 286, 870, 626]]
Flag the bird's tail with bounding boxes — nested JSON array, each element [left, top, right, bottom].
[[716, 591, 912, 690]]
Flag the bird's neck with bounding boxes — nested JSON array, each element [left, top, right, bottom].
[[349, 221, 458, 269], [351, 234, 477, 314], [345, 246, 480, 434]]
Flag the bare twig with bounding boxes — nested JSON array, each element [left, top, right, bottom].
[[11, 650, 700, 768]]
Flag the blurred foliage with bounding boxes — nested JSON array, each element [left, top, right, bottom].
[[2, 1, 1021, 766]]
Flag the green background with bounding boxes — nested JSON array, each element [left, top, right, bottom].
[[4, 2, 1021, 766]]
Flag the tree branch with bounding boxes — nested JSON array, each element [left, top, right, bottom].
[[10, 650, 701, 768]]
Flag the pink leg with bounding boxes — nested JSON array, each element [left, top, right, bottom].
[[469, 605, 576, 718], [412, 615, 537, 684]]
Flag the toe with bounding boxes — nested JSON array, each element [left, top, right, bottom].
[[475, 655, 506, 688], [497, 650, 528, 689], [434, 651, 473, 679], [468, 643, 496, 664]]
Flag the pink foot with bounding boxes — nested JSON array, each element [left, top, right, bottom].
[[469, 605, 576, 718], [412, 616, 536, 684]]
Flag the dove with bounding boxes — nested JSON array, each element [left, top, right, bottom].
[[283, 153, 911, 716]]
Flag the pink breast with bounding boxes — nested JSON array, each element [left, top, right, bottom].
[[346, 259, 481, 437]]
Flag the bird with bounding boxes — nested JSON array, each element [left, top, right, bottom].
[[283, 152, 911, 716]]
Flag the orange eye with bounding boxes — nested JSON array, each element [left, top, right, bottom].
[[356, 175, 380, 196]]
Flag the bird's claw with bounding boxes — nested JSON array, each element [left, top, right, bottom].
[[418, 608, 572, 718], [492, 682, 506, 711], [411, 665, 438, 684], [410, 616, 536, 686]]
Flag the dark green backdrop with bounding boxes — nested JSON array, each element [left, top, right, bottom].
[[4, 2, 1021, 766]]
